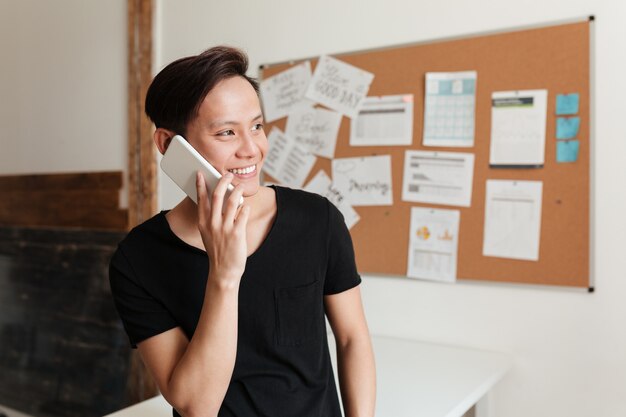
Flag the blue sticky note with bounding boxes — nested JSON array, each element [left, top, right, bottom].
[[556, 117, 580, 139], [556, 93, 579, 115], [557, 140, 580, 163]]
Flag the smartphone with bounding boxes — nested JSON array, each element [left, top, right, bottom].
[[160, 135, 243, 207]]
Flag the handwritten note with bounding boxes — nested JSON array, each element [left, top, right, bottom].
[[285, 104, 342, 159], [304, 170, 360, 229], [305, 55, 374, 119], [331, 155, 393, 206], [262, 128, 316, 188], [260, 61, 312, 122]]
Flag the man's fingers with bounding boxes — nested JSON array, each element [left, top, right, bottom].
[[235, 204, 251, 231], [223, 183, 245, 225], [210, 172, 234, 222], [196, 171, 209, 217]]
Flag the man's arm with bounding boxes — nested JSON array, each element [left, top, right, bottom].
[[137, 172, 249, 417], [325, 285, 376, 417], [137, 276, 239, 417]]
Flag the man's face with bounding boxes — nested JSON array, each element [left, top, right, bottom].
[[185, 76, 267, 198]]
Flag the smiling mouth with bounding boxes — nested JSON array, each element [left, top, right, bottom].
[[227, 164, 257, 175]]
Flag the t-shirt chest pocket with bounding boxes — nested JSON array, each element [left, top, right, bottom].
[[274, 280, 323, 347]]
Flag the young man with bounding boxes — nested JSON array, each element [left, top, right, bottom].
[[109, 46, 376, 417]]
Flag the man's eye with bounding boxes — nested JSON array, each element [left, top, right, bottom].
[[217, 129, 235, 136], [252, 123, 264, 131]]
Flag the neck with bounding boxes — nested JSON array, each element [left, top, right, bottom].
[[177, 185, 270, 225], [165, 185, 276, 253]]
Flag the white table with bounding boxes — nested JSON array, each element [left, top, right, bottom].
[[105, 335, 512, 417], [346, 336, 512, 417]]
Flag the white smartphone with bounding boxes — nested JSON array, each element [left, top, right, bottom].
[[160, 135, 243, 207]]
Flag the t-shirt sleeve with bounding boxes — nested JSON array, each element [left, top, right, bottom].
[[323, 200, 362, 295], [109, 246, 178, 348]]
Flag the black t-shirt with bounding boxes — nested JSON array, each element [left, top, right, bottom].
[[109, 186, 361, 417]]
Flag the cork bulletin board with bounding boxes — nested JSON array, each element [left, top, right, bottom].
[[259, 18, 593, 288]]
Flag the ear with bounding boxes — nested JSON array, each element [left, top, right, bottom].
[[153, 128, 176, 155]]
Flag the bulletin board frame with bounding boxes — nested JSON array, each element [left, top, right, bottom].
[[259, 17, 595, 289]]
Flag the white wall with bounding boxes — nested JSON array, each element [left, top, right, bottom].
[[0, 0, 127, 197], [3, 0, 625, 415], [156, 1, 626, 416]]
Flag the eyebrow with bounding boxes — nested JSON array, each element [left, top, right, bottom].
[[209, 113, 264, 129]]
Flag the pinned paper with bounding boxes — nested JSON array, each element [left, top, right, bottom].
[[556, 117, 580, 139], [483, 180, 543, 261], [556, 93, 579, 115], [304, 170, 360, 229], [305, 55, 374, 119], [332, 155, 393, 206], [262, 128, 316, 187], [350, 95, 414, 146], [407, 207, 460, 283], [285, 104, 342, 159], [402, 150, 475, 207], [489, 89, 548, 167], [423, 71, 477, 148], [556, 140, 580, 163], [260, 61, 312, 122]]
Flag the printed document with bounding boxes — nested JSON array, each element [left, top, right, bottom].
[[423, 71, 477, 147], [402, 151, 474, 207], [483, 180, 543, 261], [350, 95, 414, 146], [407, 207, 460, 283], [489, 90, 548, 167]]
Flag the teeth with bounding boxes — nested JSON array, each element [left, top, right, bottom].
[[228, 165, 256, 175]]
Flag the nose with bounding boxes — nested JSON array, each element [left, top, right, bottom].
[[236, 133, 259, 159]]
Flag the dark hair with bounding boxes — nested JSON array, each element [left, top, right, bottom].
[[145, 46, 259, 136]]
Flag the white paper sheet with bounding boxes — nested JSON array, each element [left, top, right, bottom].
[[262, 128, 316, 188], [285, 104, 342, 159], [407, 207, 460, 283], [304, 170, 360, 229], [489, 90, 548, 167], [332, 155, 393, 206], [423, 71, 477, 147], [305, 55, 374, 119], [350, 95, 414, 146], [401, 151, 474, 207], [260, 61, 312, 122], [483, 180, 543, 261]]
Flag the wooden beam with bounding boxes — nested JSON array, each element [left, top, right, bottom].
[[126, 0, 159, 403], [128, 0, 157, 230], [0, 171, 122, 190], [0, 172, 128, 230]]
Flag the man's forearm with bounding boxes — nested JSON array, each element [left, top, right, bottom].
[[337, 337, 376, 417], [166, 276, 240, 416]]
